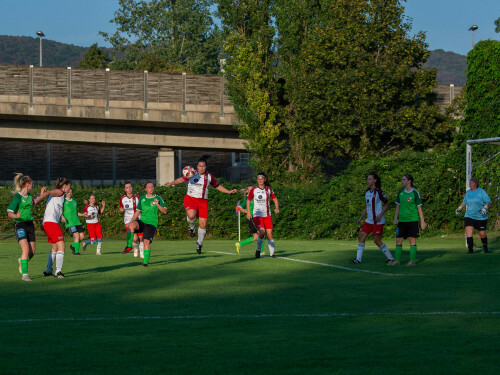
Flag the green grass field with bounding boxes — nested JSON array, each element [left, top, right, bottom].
[[1, 234, 500, 374]]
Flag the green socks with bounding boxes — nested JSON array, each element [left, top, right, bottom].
[[143, 249, 151, 265], [239, 237, 265, 252], [127, 231, 134, 247], [395, 245, 402, 261], [73, 242, 80, 254], [410, 245, 417, 262], [21, 259, 28, 274]]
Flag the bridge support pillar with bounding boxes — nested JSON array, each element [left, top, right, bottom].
[[156, 148, 175, 185]]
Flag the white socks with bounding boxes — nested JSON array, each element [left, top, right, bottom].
[[268, 240, 275, 256], [55, 251, 64, 274], [356, 243, 365, 261], [187, 216, 195, 229], [379, 243, 393, 260], [197, 227, 206, 245]]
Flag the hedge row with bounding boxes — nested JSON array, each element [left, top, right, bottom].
[[1, 150, 497, 240]]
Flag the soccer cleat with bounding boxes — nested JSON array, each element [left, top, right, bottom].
[[53, 272, 65, 279], [70, 245, 76, 255], [468, 250, 474, 254], [349, 259, 361, 264], [407, 261, 416, 266], [189, 225, 196, 238], [122, 246, 133, 254], [235, 243, 240, 254], [386, 259, 396, 264], [43, 271, 53, 277], [74, 252, 81, 255], [387, 260, 400, 266], [484, 249, 489, 254], [21, 274, 32, 282], [133, 249, 139, 257], [18, 258, 22, 274], [261, 252, 265, 256], [142, 264, 149, 268], [270, 254, 276, 258], [196, 242, 202, 254], [255, 251, 260, 258], [82, 242, 88, 251], [96, 251, 101, 255]]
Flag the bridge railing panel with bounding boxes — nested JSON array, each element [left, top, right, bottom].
[[0, 65, 29, 95], [72, 69, 106, 99]]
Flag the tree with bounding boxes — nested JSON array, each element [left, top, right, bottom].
[[218, 0, 451, 179], [77, 43, 110, 69], [100, 0, 221, 73], [495, 17, 500, 33]]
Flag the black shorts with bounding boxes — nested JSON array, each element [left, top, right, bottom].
[[67, 225, 84, 235], [246, 218, 258, 234], [396, 221, 420, 239], [135, 220, 157, 243], [464, 218, 487, 231], [14, 221, 36, 243]]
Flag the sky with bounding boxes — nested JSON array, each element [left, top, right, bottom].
[[0, 0, 498, 56]]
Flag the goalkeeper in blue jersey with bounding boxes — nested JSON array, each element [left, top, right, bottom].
[[455, 178, 491, 254]]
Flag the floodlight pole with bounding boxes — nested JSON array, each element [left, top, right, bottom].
[[36, 31, 45, 67], [468, 25, 478, 49]]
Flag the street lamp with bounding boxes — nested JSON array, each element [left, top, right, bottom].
[[468, 25, 478, 49], [36, 31, 45, 67]]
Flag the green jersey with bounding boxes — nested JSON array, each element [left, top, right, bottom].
[[395, 188, 422, 222], [63, 198, 81, 228], [7, 192, 34, 223], [137, 194, 166, 227]]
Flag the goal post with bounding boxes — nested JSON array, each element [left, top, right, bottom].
[[466, 137, 500, 190]]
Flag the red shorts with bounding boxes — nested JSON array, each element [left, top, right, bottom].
[[87, 222, 103, 242], [252, 216, 273, 230], [124, 223, 143, 237], [361, 222, 384, 236], [184, 195, 208, 219], [43, 222, 64, 244]]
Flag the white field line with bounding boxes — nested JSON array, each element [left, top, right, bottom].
[[205, 251, 500, 276], [2, 311, 500, 324]]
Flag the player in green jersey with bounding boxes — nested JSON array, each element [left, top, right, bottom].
[[62, 188, 85, 255], [6, 173, 46, 281], [389, 174, 427, 266], [122, 182, 167, 267], [235, 186, 265, 256]]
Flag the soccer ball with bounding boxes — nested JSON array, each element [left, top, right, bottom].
[[182, 166, 195, 179]]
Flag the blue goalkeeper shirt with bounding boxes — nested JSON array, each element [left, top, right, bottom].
[[463, 187, 490, 220]]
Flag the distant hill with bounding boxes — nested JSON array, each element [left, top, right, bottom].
[[0, 35, 89, 67], [0, 35, 467, 85], [425, 49, 467, 86]]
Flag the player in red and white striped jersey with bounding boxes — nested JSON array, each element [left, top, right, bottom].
[[349, 173, 395, 265], [119, 182, 144, 258], [246, 172, 279, 258], [165, 156, 237, 254], [82, 195, 106, 255]]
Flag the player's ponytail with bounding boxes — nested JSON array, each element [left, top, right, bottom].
[[55, 177, 70, 189], [13, 173, 32, 193]]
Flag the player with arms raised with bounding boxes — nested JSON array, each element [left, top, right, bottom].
[[165, 156, 237, 254]]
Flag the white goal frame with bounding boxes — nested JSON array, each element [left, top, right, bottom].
[[466, 137, 500, 190]]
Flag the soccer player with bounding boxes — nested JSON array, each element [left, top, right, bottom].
[[164, 156, 237, 254], [82, 195, 106, 255], [389, 174, 426, 266], [119, 182, 144, 258], [62, 188, 85, 255], [7, 173, 46, 281], [122, 182, 167, 267], [349, 173, 395, 264], [455, 177, 491, 254], [246, 172, 279, 258], [40, 177, 72, 278], [235, 186, 265, 255]]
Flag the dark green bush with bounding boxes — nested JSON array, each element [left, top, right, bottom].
[[1, 150, 497, 240]]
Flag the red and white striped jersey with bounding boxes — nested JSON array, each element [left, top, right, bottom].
[[84, 205, 101, 224], [185, 172, 219, 199], [120, 194, 140, 224], [364, 188, 388, 224], [247, 186, 276, 218]]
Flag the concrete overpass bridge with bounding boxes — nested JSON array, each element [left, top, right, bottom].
[[0, 65, 244, 183]]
